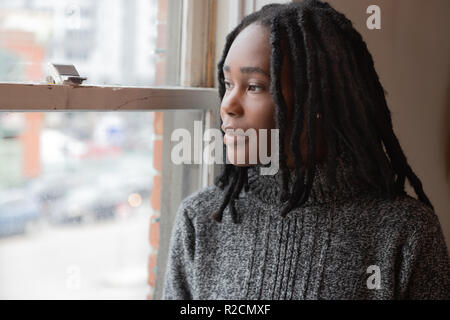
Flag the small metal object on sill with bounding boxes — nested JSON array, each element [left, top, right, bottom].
[[46, 63, 87, 85]]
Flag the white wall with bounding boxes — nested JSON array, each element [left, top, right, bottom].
[[325, 0, 450, 251]]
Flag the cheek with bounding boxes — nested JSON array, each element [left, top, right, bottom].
[[246, 100, 276, 131], [246, 100, 276, 150], [250, 103, 276, 159]]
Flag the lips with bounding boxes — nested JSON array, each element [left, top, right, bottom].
[[224, 133, 249, 145], [221, 125, 250, 145], [221, 124, 249, 135], [221, 124, 253, 145]]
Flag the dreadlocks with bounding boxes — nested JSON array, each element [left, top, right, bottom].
[[210, 0, 433, 224]]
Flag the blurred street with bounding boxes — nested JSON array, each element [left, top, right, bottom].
[[0, 205, 151, 300]]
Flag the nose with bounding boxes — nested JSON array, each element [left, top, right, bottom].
[[220, 87, 244, 118]]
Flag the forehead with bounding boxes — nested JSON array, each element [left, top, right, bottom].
[[224, 23, 271, 72]]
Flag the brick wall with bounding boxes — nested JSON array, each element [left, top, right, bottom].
[[147, 0, 167, 299]]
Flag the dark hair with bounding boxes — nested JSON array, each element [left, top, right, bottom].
[[211, 0, 433, 224]]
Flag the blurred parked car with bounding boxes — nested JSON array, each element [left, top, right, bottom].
[[0, 189, 41, 237], [47, 180, 149, 225], [112, 175, 153, 201], [24, 172, 86, 219]]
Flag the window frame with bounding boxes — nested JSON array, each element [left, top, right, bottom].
[[0, 83, 219, 112], [0, 83, 221, 299], [0, 0, 292, 300], [0, 0, 220, 301]]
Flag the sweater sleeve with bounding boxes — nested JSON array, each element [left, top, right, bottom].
[[162, 200, 196, 300], [398, 211, 450, 299]]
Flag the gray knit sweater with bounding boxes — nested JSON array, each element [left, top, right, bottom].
[[162, 154, 450, 300]]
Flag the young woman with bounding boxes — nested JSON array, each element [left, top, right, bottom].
[[163, 0, 449, 299]]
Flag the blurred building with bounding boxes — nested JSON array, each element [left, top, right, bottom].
[[0, 0, 158, 85], [0, 0, 159, 188]]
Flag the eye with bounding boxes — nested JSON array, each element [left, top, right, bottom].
[[224, 80, 233, 90], [248, 84, 264, 93]]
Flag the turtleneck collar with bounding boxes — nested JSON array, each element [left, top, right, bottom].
[[243, 151, 377, 207]]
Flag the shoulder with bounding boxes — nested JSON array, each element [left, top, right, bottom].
[[381, 194, 437, 227], [177, 184, 224, 222], [358, 193, 442, 239]]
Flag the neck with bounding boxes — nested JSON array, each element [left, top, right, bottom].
[[245, 150, 377, 207]]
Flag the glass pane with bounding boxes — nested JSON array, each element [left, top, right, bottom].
[[0, 111, 156, 299], [0, 0, 175, 86]]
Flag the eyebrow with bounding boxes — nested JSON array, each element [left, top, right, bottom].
[[223, 65, 270, 78]]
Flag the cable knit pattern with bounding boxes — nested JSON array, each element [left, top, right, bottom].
[[162, 154, 450, 300]]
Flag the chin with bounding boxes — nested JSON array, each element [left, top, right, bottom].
[[226, 144, 257, 167], [230, 163, 251, 167], [226, 150, 251, 166]]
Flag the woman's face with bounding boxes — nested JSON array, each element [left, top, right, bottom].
[[220, 22, 326, 168], [221, 22, 293, 167]]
